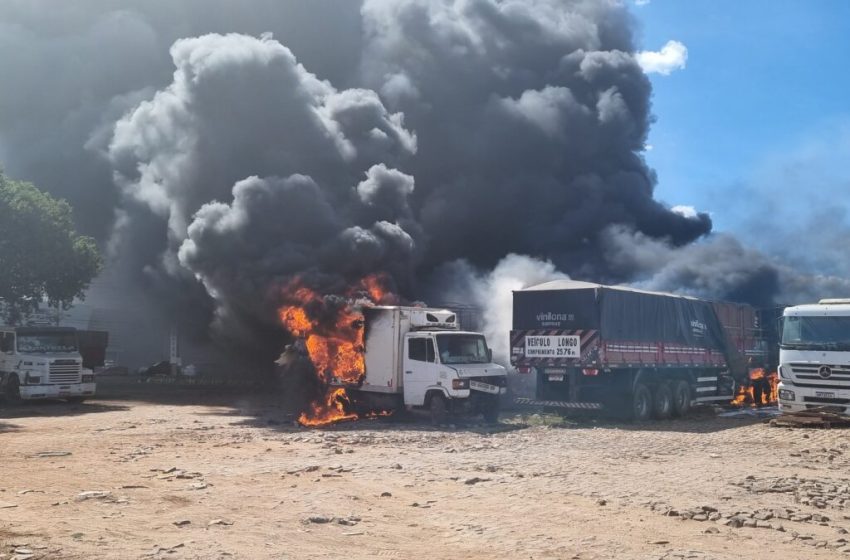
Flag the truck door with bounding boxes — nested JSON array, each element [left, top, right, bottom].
[[0, 332, 13, 374], [403, 336, 439, 406]]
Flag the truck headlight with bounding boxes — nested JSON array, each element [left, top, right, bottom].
[[25, 374, 41, 385], [452, 379, 469, 390], [82, 374, 94, 383], [778, 389, 795, 401]]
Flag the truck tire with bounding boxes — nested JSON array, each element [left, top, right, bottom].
[[631, 383, 652, 422], [429, 393, 448, 426], [66, 397, 87, 404], [4, 375, 22, 405], [482, 396, 500, 424], [672, 380, 692, 417], [652, 383, 673, 420]]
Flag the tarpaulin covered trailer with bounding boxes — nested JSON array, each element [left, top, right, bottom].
[[510, 280, 768, 419]]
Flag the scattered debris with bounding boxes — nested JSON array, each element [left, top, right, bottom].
[[770, 410, 850, 429], [75, 491, 112, 502], [28, 451, 72, 458], [464, 477, 490, 485]]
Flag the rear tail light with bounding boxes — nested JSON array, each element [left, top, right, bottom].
[[517, 366, 531, 374], [582, 368, 599, 376]]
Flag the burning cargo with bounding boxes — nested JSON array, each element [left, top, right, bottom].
[[510, 280, 770, 419]]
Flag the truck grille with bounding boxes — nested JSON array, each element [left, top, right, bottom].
[[49, 362, 81, 384], [790, 363, 850, 386]]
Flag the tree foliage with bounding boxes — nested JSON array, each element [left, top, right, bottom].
[[0, 170, 102, 324]]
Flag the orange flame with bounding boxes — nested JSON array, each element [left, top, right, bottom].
[[731, 368, 779, 407], [298, 387, 359, 427], [278, 274, 395, 426]]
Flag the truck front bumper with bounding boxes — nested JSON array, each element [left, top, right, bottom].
[[778, 381, 850, 415], [20, 383, 96, 400]]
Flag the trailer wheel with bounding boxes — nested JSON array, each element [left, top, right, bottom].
[[428, 393, 448, 426], [631, 383, 652, 421], [672, 380, 692, 417], [4, 375, 22, 405], [652, 383, 673, 420]]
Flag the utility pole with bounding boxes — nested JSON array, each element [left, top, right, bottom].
[[170, 326, 181, 375]]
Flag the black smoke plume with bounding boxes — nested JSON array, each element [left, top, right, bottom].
[[0, 0, 841, 368]]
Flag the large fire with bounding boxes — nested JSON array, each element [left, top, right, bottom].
[[278, 274, 394, 426], [731, 367, 779, 407]]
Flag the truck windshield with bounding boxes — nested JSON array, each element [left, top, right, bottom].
[[436, 334, 490, 364], [17, 332, 78, 353], [782, 316, 850, 350]]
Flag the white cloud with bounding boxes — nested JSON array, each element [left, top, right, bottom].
[[636, 40, 688, 75], [671, 205, 698, 219], [635, 0, 651, 6]]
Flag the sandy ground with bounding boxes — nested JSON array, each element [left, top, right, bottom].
[[2, 381, 850, 559]]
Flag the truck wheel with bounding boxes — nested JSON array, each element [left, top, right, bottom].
[[429, 393, 448, 426], [672, 380, 692, 417], [4, 375, 22, 405], [652, 383, 673, 420], [482, 396, 500, 424], [631, 383, 652, 422]]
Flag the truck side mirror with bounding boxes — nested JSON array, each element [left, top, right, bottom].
[[487, 348, 493, 362]]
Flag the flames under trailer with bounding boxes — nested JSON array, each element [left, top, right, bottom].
[[341, 306, 507, 424], [509, 280, 768, 420]]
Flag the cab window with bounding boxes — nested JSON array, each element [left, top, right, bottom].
[[408, 338, 435, 363]]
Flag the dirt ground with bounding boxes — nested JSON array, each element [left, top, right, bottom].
[[2, 380, 850, 559]]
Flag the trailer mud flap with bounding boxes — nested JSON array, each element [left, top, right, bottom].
[[515, 397, 603, 410]]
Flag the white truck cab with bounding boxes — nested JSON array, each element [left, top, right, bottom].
[[346, 306, 507, 423], [778, 300, 850, 414], [0, 326, 96, 403]]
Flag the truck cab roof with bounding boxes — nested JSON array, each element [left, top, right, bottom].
[[784, 303, 850, 317]]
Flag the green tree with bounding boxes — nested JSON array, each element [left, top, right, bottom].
[[0, 170, 102, 324]]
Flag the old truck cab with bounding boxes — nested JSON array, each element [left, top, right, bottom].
[[0, 326, 96, 402]]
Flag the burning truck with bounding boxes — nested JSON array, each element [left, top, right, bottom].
[[277, 277, 506, 426], [510, 280, 773, 420]]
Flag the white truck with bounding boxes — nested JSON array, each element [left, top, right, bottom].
[[0, 326, 96, 403], [343, 306, 507, 423], [778, 299, 850, 415]]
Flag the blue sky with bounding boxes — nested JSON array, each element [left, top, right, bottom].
[[634, 0, 850, 242]]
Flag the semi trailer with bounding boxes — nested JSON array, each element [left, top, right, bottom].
[[509, 280, 769, 420]]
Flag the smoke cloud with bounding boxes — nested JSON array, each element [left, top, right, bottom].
[[0, 0, 842, 367], [602, 226, 850, 307]]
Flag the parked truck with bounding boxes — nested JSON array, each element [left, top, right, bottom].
[[509, 280, 769, 420], [0, 326, 107, 403], [778, 299, 850, 415], [338, 306, 507, 423]]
